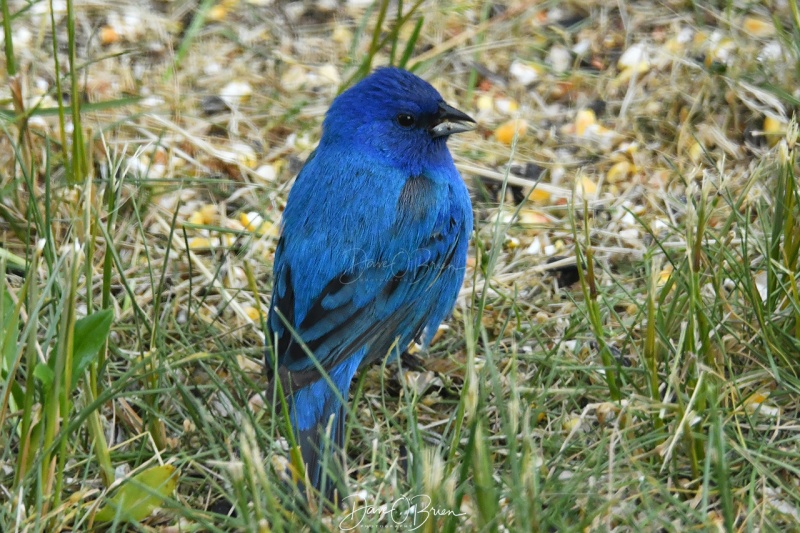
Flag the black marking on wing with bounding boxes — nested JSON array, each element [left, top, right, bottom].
[[297, 272, 357, 339], [268, 285, 417, 396], [428, 229, 460, 288], [276, 271, 296, 349], [279, 271, 406, 373], [266, 238, 295, 371]]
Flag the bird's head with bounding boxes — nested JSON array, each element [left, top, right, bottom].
[[320, 67, 475, 173]]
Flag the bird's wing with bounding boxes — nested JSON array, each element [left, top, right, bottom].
[[267, 195, 466, 393]]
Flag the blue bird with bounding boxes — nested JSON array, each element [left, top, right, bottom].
[[266, 67, 474, 501]]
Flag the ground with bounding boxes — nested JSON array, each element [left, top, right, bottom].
[[1, 0, 800, 531]]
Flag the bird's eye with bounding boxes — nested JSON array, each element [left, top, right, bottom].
[[396, 113, 416, 128]]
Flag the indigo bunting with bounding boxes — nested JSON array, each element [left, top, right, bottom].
[[266, 67, 474, 500]]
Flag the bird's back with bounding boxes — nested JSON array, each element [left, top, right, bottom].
[[268, 152, 470, 379]]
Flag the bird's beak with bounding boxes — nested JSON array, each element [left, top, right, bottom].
[[430, 102, 476, 138]]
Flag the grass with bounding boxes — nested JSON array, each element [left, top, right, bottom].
[[1, 0, 800, 531]]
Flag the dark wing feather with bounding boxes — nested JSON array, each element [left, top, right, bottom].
[[267, 182, 465, 397]]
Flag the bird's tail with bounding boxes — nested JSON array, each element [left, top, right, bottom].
[[288, 354, 362, 503], [294, 392, 345, 502]]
